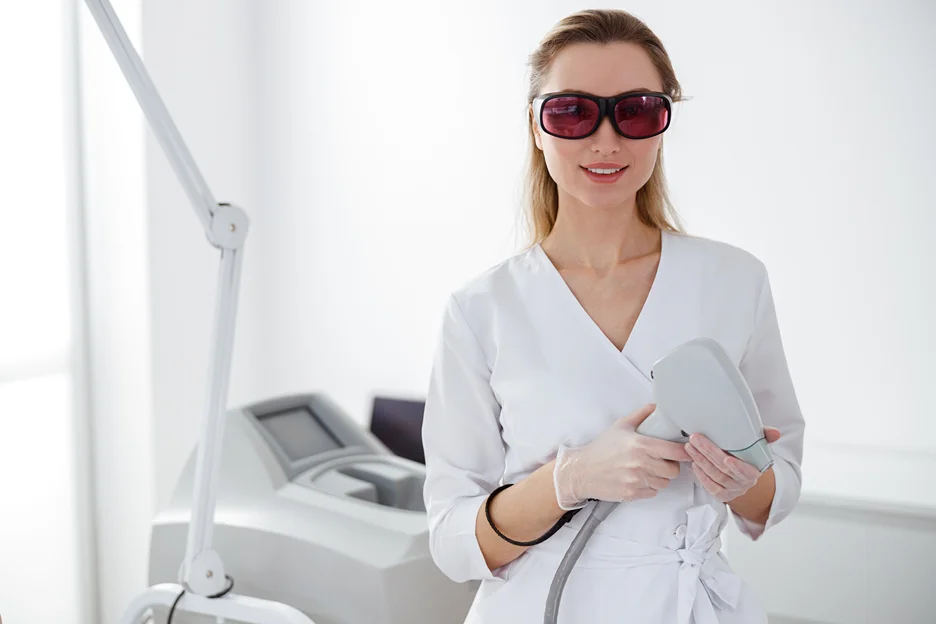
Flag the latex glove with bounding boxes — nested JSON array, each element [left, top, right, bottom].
[[685, 426, 782, 502], [554, 403, 692, 509]]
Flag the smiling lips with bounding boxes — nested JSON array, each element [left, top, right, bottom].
[[581, 162, 627, 183]]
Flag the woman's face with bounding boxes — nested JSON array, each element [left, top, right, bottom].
[[532, 42, 666, 214]]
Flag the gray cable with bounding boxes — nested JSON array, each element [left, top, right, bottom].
[[543, 500, 619, 624]]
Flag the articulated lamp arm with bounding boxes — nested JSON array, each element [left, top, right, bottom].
[[81, 1, 313, 622]]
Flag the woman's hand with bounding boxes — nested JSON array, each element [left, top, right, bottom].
[[553, 403, 692, 508], [685, 426, 781, 502]]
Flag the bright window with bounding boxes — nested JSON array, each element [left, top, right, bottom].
[[0, 3, 83, 623]]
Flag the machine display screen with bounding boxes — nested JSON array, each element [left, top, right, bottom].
[[260, 408, 342, 461]]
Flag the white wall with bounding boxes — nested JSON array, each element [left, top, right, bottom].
[[657, 0, 936, 468], [128, 1, 936, 623], [248, 0, 936, 491], [76, 0, 153, 621], [725, 495, 936, 624], [141, 0, 264, 513], [247, 0, 531, 422]]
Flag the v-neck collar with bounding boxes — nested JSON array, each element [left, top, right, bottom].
[[532, 229, 672, 385]]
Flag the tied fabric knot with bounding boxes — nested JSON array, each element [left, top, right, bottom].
[[675, 505, 744, 624], [676, 547, 705, 568]]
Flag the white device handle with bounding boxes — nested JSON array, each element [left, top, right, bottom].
[[634, 407, 687, 442], [636, 408, 773, 470]]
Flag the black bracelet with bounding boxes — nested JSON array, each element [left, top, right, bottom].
[[484, 483, 583, 547]]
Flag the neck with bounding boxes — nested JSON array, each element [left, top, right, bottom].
[[541, 192, 660, 271]]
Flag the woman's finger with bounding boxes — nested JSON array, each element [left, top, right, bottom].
[[685, 443, 735, 488], [645, 456, 681, 479], [625, 487, 658, 502], [725, 456, 761, 482], [689, 433, 733, 469], [644, 475, 671, 490], [691, 463, 724, 497]]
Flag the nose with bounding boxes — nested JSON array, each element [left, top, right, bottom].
[[590, 115, 621, 155]]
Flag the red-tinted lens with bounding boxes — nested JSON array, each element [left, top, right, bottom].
[[541, 96, 600, 138], [614, 95, 669, 138]]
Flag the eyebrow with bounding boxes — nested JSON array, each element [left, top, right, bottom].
[[553, 87, 656, 96]]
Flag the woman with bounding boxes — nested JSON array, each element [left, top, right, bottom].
[[421, 8, 805, 624]]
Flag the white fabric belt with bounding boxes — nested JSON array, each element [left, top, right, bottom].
[[542, 504, 743, 624], [673, 505, 743, 624]]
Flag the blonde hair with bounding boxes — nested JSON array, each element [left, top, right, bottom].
[[524, 9, 686, 244]]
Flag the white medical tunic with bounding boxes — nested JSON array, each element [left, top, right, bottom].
[[422, 229, 806, 624]]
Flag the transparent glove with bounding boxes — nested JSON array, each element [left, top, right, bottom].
[[685, 426, 782, 503], [553, 403, 693, 509]]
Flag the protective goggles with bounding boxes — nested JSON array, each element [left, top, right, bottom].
[[532, 91, 672, 140]]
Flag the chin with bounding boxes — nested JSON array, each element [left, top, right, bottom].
[[577, 189, 636, 211]]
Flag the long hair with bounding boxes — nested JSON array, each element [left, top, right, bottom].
[[524, 9, 686, 244]]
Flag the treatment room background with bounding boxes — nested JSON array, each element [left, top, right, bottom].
[[0, 0, 933, 623]]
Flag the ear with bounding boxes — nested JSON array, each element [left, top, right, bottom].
[[530, 105, 544, 151]]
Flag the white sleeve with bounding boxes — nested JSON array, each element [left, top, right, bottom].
[[732, 265, 806, 540], [422, 293, 507, 583]]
